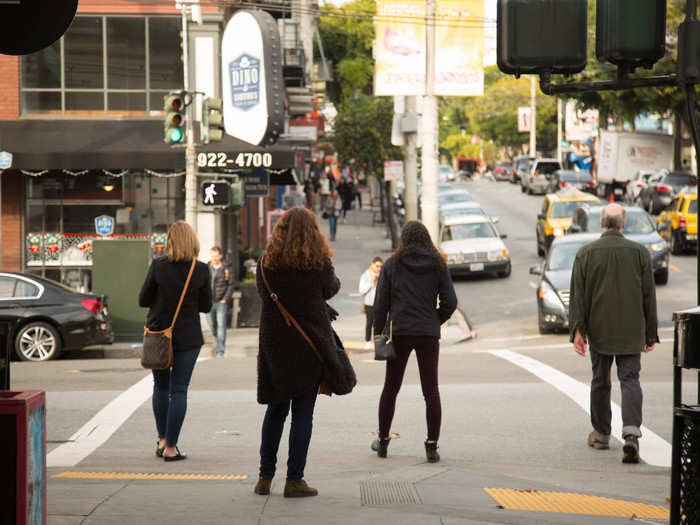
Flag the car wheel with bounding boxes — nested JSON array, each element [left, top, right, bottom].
[[671, 230, 684, 255], [654, 268, 669, 285], [497, 261, 511, 278], [537, 309, 550, 334], [536, 231, 544, 256], [15, 322, 62, 362], [521, 184, 526, 193]]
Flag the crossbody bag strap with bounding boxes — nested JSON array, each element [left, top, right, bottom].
[[169, 259, 196, 330], [259, 255, 325, 364]]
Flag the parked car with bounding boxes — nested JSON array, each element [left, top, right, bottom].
[[624, 170, 655, 204], [530, 234, 599, 333], [568, 204, 670, 284], [0, 272, 114, 361], [511, 155, 535, 184], [439, 215, 511, 278], [549, 170, 596, 194], [493, 161, 513, 181], [523, 158, 562, 195], [657, 191, 698, 254], [535, 190, 600, 256], [637, 170, 697, 214], [439, 165, 456, 182], [438, 189, 474, 207]]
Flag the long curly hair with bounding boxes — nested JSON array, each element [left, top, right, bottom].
[[393, 220, 446, 273], [264, 207, 333, 270]]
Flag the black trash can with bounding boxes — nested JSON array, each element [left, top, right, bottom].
[[671, 307, 700, 525]]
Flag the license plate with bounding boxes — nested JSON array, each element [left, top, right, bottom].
[[687, 234, 697, 240], [469, 263, 484, 272]]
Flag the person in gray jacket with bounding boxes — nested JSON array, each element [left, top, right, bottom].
[[208, 246, 233, 357]]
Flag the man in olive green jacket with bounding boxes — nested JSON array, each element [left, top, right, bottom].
[[569, 203, 659, 464]]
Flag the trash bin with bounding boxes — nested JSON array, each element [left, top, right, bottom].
[[0, 390, 46, 525], [670, 307, 700, 525]]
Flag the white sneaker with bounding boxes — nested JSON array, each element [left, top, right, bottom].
[[364, 341, 372, 350]]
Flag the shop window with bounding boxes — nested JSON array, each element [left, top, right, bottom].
[[107, 18, 146, 90], [21, 41, 60, 89], [64, 17, 104, 89], [148, 17, 183, 89]]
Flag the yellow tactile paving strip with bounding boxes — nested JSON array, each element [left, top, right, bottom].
[[484, 488, 669, 520], [53, 472, 248, 481]]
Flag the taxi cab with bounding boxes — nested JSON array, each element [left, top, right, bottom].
[[657, 191, 698, 254], [535, 189, 599, 256]]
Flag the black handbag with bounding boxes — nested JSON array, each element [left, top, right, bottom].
[[141, 259, 195, 370], [374, 320, 396, 361]]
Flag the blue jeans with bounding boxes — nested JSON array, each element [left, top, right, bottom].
[[209, 301, 228, 356], [152, 346, 200, 447], [327, 215, 338, 238], [259, 387, 318, 480]]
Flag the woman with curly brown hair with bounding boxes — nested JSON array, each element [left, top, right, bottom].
[[372, 221, 457, 462], [253, 206, 341, 498]]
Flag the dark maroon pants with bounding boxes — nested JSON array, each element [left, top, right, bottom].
[[378, 335, 441, 441]]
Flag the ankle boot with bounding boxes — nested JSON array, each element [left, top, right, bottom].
[[425, 441, 440, 463], [284, 479, 318, 498], [254, 477, 272, 495], [377, 437, 390, 458]]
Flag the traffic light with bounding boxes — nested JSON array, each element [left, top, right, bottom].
[[286, 86, 314, 118], [596, 0, 666, 70], [230, 178, 244, 208], [497, 0, 588, 76], [201, 181, 231, 207], [202, 97, 224, 143], [164, 91, 186, 145]]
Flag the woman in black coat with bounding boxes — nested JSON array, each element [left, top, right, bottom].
[[372, 221, 457, 462], [138, 221, 212, 461], [254, 207, 340, 498]]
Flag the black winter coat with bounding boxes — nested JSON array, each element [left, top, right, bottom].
[[373, 247, 457, 338], [139, 258, 213, 349], [256, 258, 341, 404]]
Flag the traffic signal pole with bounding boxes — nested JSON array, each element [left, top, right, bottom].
[[181, 4, 198, 230]]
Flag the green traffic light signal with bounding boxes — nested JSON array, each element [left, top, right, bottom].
[[164, 92, 186, 145]]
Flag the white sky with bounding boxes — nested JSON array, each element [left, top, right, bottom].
[[320, 0, 497, 65]]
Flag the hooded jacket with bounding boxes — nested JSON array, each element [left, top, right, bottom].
[[373, 247, 457, 338]]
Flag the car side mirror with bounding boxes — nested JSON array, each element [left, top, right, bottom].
[[537, 213, 545, 220], [529, 264, 543, 275]]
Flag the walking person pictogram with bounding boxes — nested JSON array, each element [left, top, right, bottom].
[[204, 183, 217, 204]]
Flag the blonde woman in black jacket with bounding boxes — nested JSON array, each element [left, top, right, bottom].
[[139, 221, 212, 461]]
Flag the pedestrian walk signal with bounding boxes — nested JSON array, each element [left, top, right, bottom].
[[164, 91, 186, 145], [201, 181, 231, 207]]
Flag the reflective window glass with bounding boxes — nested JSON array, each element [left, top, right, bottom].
[[65, 17, 104, 89], [15, 280, 39, 298], [149, 17, 183, 89], [107, 18, 145, 89], [0, 277, 16, 299], [65, 92, 104, 112], [21, 92, 61, 114], [22, 41, 61, 88]]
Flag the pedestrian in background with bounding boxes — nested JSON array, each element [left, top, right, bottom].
[[139, 221, 212, 461], [372, 221, 457, 462], [208, 246, 232, 358], [569, 203, 658, 464], [323, 189, 341, 241], [319, 166, 331, 211], [359, 257, 383, 350], [254, 207, 341, 498]]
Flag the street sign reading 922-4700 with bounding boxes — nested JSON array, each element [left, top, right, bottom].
[[201, 181, 231, 207]]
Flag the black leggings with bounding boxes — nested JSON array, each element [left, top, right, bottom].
[[364, 305, 374, 342], [378, 335, 441, 441]]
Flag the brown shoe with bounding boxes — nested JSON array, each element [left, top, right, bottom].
[[254, 477, 272, 495], [284, 479, 318, 498], [622, 436, 640, 464], [587, 432, 610, 450]]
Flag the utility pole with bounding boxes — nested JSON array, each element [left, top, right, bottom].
[[181, 4, 198, 229], [420, 0, 439, 242], [404, 96, 419, 221], [557, 97, 563, 163], [529, 75, 537, 156]]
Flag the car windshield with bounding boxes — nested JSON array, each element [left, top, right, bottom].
[[689, 199, 698, 214], [442, 222, 497, 241], [547, 242, 587, 271], [441, 207, 487, 217], [439, 192, 473, 205], [550, 200, 592, 219], [664, 173, 697, 186], [584, 212, 655, 234]]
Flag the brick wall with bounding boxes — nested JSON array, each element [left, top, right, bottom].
[[0, 55, 19, 120], [78, 1, 216, 14], [1, 170, 22, 272]]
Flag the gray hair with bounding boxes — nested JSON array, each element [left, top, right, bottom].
[[600, 204, 626, 231]]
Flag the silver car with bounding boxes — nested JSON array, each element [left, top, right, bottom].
[[440, 215, 511, 278], [524, 159, 562, 195]]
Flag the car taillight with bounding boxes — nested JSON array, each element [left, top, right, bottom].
[[586, 183, 595, 188], [636, 182, 646, 188], [81, 299, 101, 312], [513, 169, 518, 175], [680, 216, 687, 229], [657, 184, 672, 192], [559, 182, 567, 188], [496, 167, 504, 173], [535, 170, 540, 177]]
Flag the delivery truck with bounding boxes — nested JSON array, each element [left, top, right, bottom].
[[595, 130, 674, 200]]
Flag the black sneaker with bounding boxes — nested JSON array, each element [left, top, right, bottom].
[[425, 441, 440, 463], [622, 436, 640, 463]]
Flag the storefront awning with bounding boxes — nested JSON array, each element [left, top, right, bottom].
[[0, 120, 296, 171]]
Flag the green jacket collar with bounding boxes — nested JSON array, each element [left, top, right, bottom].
[[601, 230, 624, 238]]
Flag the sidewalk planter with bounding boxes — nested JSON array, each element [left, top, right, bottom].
[[237, 282, 261, 328], [0, 390, 46, 525]]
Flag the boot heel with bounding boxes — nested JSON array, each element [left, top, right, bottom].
[[425, 441, 440, 463]]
